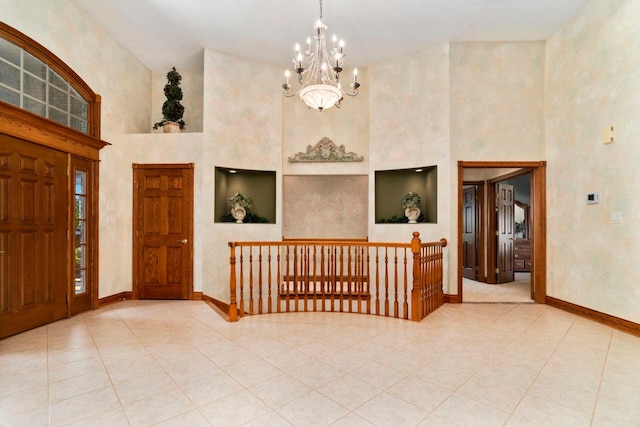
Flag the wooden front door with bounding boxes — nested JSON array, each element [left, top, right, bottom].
[[497, 183, 515, 283], [462, 186, 477, 280], [0, 136, 68, 339], [133, 164, 193, 299]]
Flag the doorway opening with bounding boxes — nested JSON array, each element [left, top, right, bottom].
[[457, 161, 546, 304]]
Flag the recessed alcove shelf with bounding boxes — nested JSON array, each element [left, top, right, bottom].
[[214, 167, 276, 223], [375, 166, 438, 224]]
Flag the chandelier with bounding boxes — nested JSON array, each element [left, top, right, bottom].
[[281, 0, 360, 111]]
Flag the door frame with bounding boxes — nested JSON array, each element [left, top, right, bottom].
[[457, 161, 546, 304], [68, 155, 99, 315], [132, 163, 194, 300]]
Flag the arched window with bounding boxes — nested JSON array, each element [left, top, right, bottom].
[[0, 23, 101, 138]]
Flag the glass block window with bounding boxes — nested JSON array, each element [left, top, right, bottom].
[[0, 36, 88, 133]]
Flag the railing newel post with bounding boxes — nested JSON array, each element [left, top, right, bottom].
[[228, 242, 238, 322], [411, 232, 422, 322]]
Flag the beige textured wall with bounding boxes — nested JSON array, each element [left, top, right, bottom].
[[282, 70, 369, 176], [450, 42, 546, 162], [449, 41, 546, 294], [2, 0, 152, 138], [546, 0, 640, 323], [203, 50, 284, 301], [283, 176, 368, 239], [368, 43, 452, 287]]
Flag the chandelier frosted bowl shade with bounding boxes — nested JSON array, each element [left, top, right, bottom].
[[299, 84, 342, 111], [281, 0, 360, 111]]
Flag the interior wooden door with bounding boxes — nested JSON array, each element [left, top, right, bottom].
[[462, 186, 477, 280], [133, 164, 193, 299], [497, 183, 515, 283], [0, 135, 68, 339]]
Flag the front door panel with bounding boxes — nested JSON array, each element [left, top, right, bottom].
[[0, 135, 68, 339]]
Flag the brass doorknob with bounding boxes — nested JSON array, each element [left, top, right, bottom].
[[177, 239, 188, 244]]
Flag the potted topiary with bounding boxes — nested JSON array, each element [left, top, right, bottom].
[[227, 192, 253, 223], [153, 66, 186, 133], [401, 191, 423, 224]]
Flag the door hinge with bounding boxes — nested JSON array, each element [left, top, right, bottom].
[[495, 268, 500, 274], [495, 231, 499, 236]]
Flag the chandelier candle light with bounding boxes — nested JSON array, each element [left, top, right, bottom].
[[282, 0, 360, 111]]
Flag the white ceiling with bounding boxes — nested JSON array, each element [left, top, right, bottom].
[[69, 0, 590, 72]]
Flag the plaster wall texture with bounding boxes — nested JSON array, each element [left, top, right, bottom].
[[202, 50, 284, 301], [99, 134, 204, 298], [449, 41, 546, 295], [282, 69, 370, 176], [545, 0, 640, 323], [1, 0, 151, 137], [368, 43, 452, 289]]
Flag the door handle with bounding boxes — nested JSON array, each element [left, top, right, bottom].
[[177, 239, 188, 244]]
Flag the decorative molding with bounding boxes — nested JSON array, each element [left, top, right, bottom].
[[546, 296, 640, 338], [288, 137, 364, 163], [444, 294, 462, 304], [203, 295, 231, 321], [98, 292, 133, 306]]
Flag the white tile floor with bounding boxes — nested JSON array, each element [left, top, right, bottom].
[[1, 300, 640, 426]]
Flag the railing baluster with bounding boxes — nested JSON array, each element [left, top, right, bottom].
[[239, 249, 245, 317], [393, 247, 399, 318], [226, 235, 446, 322], [375, 247, 380, 315], [249, 246, 254, 315], [276, 246, 281, 313], [384, 247, 389, 317], [403, 247, 408, 320]]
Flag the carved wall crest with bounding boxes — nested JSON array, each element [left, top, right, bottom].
[[288, 137, 364, 162]]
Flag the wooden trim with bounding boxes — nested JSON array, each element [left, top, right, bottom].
[[531, 166, 547, 304], [459, 161, 547, 169], [98, 292, 133, 306], [0, 101, 109, 160], [0, 23, 102, 139], [445, 294, 462, 304], [132, 163, 195, 170], [203, 295, 231, 321], [192, 292, 203, 300], [546, 297, 640, 338], [283, 237, 369, 242], [457, 166, 464, 298], [457, 161, 546, 303]]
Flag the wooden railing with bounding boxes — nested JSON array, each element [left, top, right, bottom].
[[227, 233, 447, 322]]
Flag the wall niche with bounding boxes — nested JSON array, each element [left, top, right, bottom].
[[375, 166, 437, 224], [214, 167, 276, 223]]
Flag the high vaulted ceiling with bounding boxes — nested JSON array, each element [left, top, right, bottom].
[[69, 0, 590, 72]]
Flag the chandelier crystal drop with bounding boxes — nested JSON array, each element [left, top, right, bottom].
[[281, 0, 360, 111]]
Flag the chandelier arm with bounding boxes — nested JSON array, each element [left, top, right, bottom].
[[281, 0, 360, 111]]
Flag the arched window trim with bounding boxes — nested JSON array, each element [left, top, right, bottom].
[[0, 22, 101, 139]]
